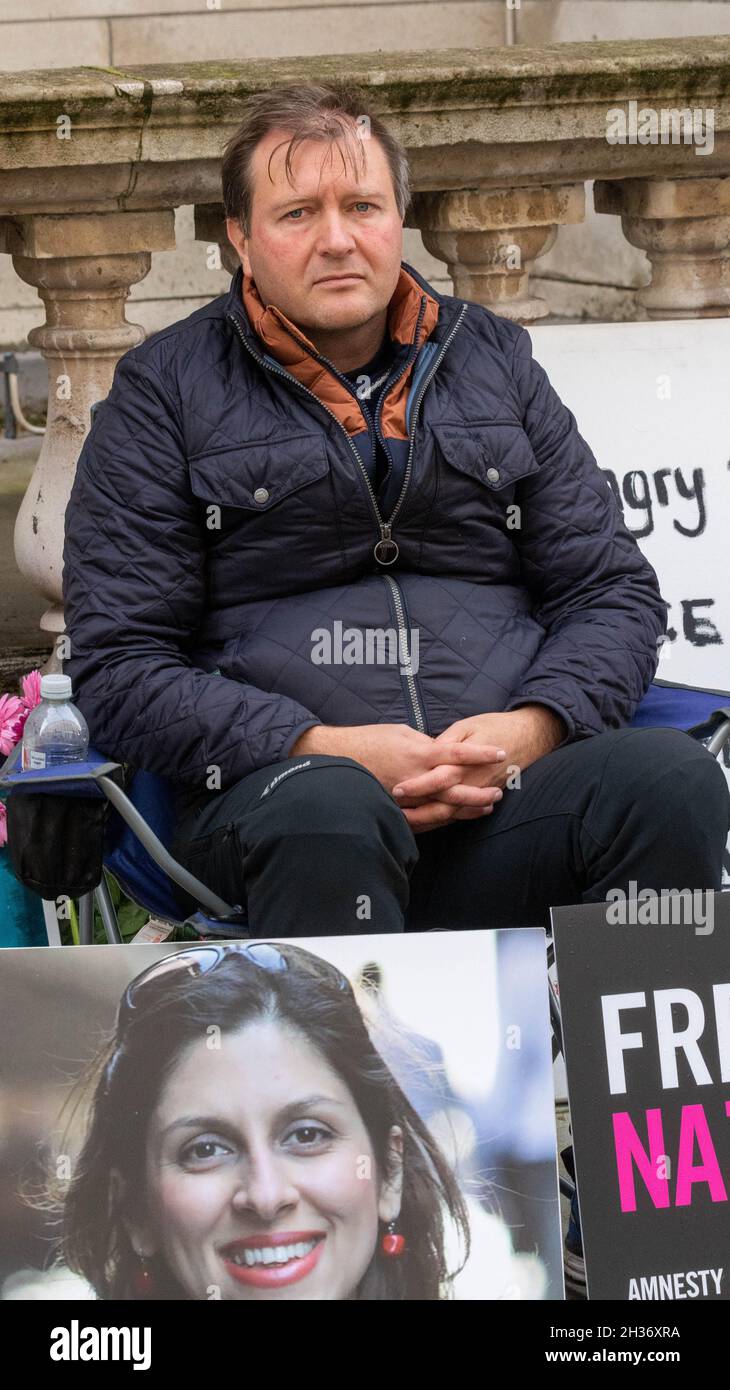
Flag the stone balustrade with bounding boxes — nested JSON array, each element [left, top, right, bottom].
[[1, 37, 729, 634]]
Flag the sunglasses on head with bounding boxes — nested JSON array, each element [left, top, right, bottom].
[[116, 941, 351, 1030], [102, 942, 352, 1096]]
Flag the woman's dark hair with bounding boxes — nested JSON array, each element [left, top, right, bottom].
[[59, 945, 469, 1300]]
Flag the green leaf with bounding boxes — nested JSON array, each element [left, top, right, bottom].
[[91, 871, 149, 944]]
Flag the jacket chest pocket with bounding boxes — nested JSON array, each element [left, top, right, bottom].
[[188, 432, 330, 518], [430, 420, 540, 501]]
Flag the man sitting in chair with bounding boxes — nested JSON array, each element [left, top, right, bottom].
[[63, 82, 730, 937]]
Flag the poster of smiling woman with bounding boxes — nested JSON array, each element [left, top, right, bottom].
[[0, 929, 562, 1302]]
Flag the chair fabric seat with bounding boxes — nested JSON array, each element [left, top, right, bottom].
[[630, 681, 729, 733], [103, 769, 181, 922]]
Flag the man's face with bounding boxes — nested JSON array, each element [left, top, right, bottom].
[[226, 125, 404, 338]]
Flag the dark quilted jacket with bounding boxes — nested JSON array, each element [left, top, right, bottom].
[[62, 261, 668, 800]]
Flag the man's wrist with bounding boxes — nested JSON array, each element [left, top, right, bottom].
[[512, 703, 567, 754], [290, 724, 334, 756]]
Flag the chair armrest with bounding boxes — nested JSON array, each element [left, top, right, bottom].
[[0, 742, 122, 799]]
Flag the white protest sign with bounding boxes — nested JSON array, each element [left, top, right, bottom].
[[529, 319, 730, 693]]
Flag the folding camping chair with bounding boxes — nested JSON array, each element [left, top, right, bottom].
[[1, 677, 728, 949], [0, 741, 249, 945]]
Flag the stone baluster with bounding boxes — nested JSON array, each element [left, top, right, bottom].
[[1, 209, 176, 635], [594, 177, 730, 318], [194, 204, 240, 276], [407, 185, 585, 323]]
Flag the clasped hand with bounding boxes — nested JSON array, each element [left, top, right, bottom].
[[291, 706, 565, 835], [390, 708, 564, 833]]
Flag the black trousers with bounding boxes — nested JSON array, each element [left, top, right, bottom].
[[170, 727, 730, 937]]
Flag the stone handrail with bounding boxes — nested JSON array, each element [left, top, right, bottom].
[[1, 38, 729, 634]]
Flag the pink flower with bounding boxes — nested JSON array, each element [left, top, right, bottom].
[[21, 669, 42, 710], [10, 703, 32, 743], [0, 802, 6, 849], [0, 694, 26, 756]]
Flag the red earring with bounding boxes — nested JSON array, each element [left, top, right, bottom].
[[132, 1254, 156, 1297], [381, 1221, 406, 1258]]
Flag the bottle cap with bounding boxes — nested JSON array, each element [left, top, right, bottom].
[[40, 673, 73, 700]]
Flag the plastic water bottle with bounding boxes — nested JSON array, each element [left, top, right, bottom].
[[21, 674, 89, 769]]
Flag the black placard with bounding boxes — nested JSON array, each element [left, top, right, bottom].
[[552, 890, 730, 1301]]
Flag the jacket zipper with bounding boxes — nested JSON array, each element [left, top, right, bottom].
[[366, 293, 428, 519], [381, 572, 426, 732], [226, 300, 467, 566], [303, 295, 429, 563], [385, 301, 468, 542]]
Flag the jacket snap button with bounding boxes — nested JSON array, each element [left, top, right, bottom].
[[253, 487, 269, 504], [486, 467, 500, 484]]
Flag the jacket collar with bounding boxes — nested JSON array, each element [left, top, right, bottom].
[[224, 257, 451, 344], [224, 261, 451, 438], [242, 261, 439, 357]]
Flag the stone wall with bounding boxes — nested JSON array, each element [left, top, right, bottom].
[[2, 2, 730, 354], [0, 0, 507, 73], [3, 0, 730, 74]]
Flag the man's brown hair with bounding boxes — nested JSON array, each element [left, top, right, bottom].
[[221, 82, 411, 235]]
